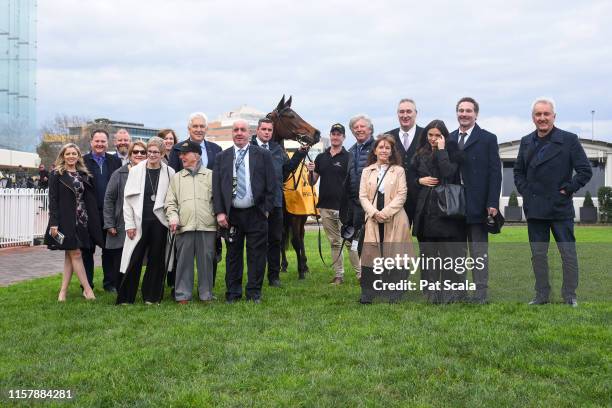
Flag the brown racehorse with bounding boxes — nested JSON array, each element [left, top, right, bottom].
[[267, 96, 320, 279]]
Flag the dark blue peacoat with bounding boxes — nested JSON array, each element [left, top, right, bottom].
[[513, 127, 592, 220]]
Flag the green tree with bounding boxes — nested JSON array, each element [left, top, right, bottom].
[[508, 190, 519, 207], [583, 191, 594, 208], [597, 186, 612, 223]]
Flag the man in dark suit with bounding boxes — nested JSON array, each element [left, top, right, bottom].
[[213, 120, 277, 303], [82, 128, 122, 291], [250, 118, 306, 287], [514, 98, 592, 307], [386, 98, 423, 225], [168, 112, 222, 172], [449, 97, 502, 303]]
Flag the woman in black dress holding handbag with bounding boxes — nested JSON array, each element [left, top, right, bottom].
[[45, 143, 103, 302], [410, 120, 466, 304]]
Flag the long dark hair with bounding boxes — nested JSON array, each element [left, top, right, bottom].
[[416, 119, 450, 156], [367, 134, 402, 165]]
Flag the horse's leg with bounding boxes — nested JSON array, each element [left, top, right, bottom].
[[299, 216, 309, 273], [280, 237, 288, 272], [281, 210, 291, 272], [290, 217, 305, 279]]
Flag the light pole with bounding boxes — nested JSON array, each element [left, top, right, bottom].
[[591, 110, 595, 141]]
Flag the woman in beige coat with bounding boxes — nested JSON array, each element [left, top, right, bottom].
[[359, 134, 412, 303]]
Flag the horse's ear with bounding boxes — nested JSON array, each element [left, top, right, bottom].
[[276, 95, 285, 111], [286, 96, 292, 107]]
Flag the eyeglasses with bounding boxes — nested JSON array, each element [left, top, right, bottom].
[[132, 150, 146, 155], [147, 150, 161, 155]]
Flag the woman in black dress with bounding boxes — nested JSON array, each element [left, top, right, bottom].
[[117, 137, 175, 304], [44, 143, 103, 302], [410, 120, 466, 304]]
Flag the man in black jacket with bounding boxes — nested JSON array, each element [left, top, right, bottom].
[[340, 114, 375, 278], [82, 129, 122, 291], [250, 118, 306, 287], [514, 98, 592, 307], [386, 98, 423, 226], [213, 120, 277, 303]]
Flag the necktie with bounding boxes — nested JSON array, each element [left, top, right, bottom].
[[458, 132, 467, 150], [262, 143, 268, 150], [403, 132, 410, 150], [236, 149, 247, 199]]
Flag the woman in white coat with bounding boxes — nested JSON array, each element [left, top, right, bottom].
[[117, 137, 175, 304]]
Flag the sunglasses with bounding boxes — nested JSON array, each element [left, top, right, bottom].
[[132, 149, 146, 155]]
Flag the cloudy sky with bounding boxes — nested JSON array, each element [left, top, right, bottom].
[[38, 0, 612, 143]]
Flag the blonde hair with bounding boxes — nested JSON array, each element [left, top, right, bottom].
[[54, 143, 91, 176]]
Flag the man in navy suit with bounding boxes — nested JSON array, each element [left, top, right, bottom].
[[250, 118, 306, 287], [449, 97, 502, 303], [82, 129, 122, 291], [514, 98, 592, 307], [168, 112, 221, 172], [386, 98, 423, 226], [213, 120, 277, 303]]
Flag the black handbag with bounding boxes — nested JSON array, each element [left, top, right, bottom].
[[434, 182, 466, 219]]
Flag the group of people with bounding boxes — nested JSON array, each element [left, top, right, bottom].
[[44, 96, 592, 307]]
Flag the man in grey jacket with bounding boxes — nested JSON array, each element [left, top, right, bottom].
[[165, 140, 217, 304]]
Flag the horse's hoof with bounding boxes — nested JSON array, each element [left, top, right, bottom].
[[298, 272, 305, 280]]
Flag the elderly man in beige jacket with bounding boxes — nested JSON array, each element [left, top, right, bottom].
[[165, 140, 217, 304]]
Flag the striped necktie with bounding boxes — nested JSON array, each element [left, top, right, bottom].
[[235, 149, 248, 199]]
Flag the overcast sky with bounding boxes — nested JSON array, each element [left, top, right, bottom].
[[38, 0, 612, 144]]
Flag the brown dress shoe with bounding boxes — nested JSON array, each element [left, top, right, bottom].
[[330, 277, 344, 285]]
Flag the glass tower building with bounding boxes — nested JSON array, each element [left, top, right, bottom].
[[0, 0, 37, 152]]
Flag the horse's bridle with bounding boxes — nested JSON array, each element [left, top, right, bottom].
[[267, 109, 314, 147]]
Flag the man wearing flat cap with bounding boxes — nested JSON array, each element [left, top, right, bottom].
[[165, 140, 217, 304], [307, 123, 359, 284]]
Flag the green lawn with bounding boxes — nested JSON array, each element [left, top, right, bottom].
[[1, 226, 611, 407]]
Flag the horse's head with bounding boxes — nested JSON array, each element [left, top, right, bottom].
[[266, 95, 321, 146]]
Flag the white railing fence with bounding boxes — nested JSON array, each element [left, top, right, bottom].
[[0, 188, 49, 247]]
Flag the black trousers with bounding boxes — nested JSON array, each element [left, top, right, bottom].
[[106, 247, 124, 290], [527, 219, 578, 301], [82, 210, 114, 290], [225, 207, 268, 301], [266, 206, 283, 283], [419, 236, 467, 303], [116, 218, 168, 304]]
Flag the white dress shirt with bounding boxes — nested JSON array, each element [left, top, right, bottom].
[[400, 126, 417, 151]]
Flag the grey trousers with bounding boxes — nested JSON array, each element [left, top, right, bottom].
[[175, 231, 216, 301], [467, 223, 489, 300], [320, 208, 360, 278]]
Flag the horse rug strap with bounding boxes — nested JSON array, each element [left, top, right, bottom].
[[284, 161, 319, 216]]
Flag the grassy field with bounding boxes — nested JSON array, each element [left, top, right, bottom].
[[1, 226, 611, 407]]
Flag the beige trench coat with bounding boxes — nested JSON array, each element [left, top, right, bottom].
[[359, 163, 412, 266]]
